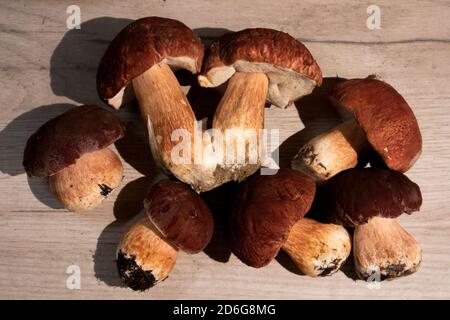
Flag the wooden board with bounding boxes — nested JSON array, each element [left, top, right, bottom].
[[1, 0, 449, 299]]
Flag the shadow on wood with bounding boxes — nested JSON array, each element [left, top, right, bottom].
[[273, 77, 346, 167], [50, 17, 133, 105], [201, 182, 239, 263], [113, 176, 152, 221], [93, 219, 129, 288]]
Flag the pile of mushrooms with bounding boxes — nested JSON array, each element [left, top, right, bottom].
[[22, 16, 424, 291]]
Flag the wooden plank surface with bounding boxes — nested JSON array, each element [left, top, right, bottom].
[[0, 0, 449, 299]]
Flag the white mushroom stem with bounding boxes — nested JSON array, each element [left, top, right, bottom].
[[353, 217, 422, 280], [282, 218, 351, 277], [291, 119, 368, 182], [212, 72, 269, 181], [132, 63, 218, 192], [49, 148, 123, 211]]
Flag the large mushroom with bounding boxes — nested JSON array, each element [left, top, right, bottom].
[[97, 17, 222, 192], [292, 78, 422, 181], [320, 168, 423, 280], [199, 28, 322, 183], [229, 168, 351, 277], [23, 105, 125, 211], [117, 178, 214, 291]]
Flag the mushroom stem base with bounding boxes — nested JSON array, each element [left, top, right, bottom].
[[282, 218, 351, 277], [117, 218, 178, 291], [291, 119, 367, 182], [353, 217, 422, 280]]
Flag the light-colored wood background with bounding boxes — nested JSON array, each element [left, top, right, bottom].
[[1, 0, 449, 299]]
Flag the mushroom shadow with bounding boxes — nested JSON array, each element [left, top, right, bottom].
[[201, 182, 239, 263], [114, 110, 156, 177], [273, 77, 347, 168], [50, 17, 133, 105], [194, 27, 234, 47], [0, 103, 75, 208], [113, 176, 152, 221], [275, 251, 304, 276], [93, 219, 129, 288]]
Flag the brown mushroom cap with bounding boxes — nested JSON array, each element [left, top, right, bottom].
[[229, 168, 316, 268], [320, 168, 422, 227], [23, 105, 125, 177], [199, 28, 322, 108], [97, 16, 204, 102], [330, 78, 422, 172], [144, 179, 214, 254]]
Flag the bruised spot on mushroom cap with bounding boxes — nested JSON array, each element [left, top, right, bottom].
[[96, 16, 204, 104], [144, 179, 214, 254], [116, 250, 157, 291], [320, 168, 422, 227], [229, 168, 316, 268], [199, 28, 322, 108], [330, 78, 422, 172], [23, 105, 125, 177]]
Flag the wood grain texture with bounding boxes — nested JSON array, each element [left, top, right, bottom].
[[0, 0, 450, 299]]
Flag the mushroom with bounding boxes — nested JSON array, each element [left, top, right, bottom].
[[229, 168, 351, 277], [292, 78, 422, 181], [199, 28, 322, 183], [97, 17, 222, 192], [320, 167, 423, 280], [23, 105, 125, 211], [117, 178, 214, 291]]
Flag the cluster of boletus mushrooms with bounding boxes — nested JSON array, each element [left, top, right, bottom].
[[23, 17, 423, 291]]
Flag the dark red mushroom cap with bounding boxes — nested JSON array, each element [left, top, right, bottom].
[[23, 105, 125, 177], [320, 168, 422, 227], [144, 179, 214, 254], [97, 16, 204, 102], [229, 168, 316, 268], [330, 78, 422, 172]]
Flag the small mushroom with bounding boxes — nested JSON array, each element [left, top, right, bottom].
[[199, 29, 322, 182], [117, 179, 214, 291], [292, 78, 422, 181], [23, 105, 125, 211], [97, 17, 220, 192], [320, 167, 423, 280], [229, 168, 351, 276]]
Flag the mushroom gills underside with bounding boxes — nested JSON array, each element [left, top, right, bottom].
[[201, 60, 317, 108]]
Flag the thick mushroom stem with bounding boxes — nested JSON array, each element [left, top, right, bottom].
[[116, 218, 178, 291], [292, 119, 367, 182], [212, 72, 269, 181], [354, 217, 422, 280], [49, 148, 123, 211], [282, 218, 351, 277], [132, 63, 217, 192]]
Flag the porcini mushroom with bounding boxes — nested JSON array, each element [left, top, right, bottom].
[[199, 28, 322, 183], [229, 168, 351, 277], [321, 167, 423, 280], [117, 179, 214, 291], [97, 17, 223, 192], [23, 105, 125, 211], [292, 78, 422, 181]]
